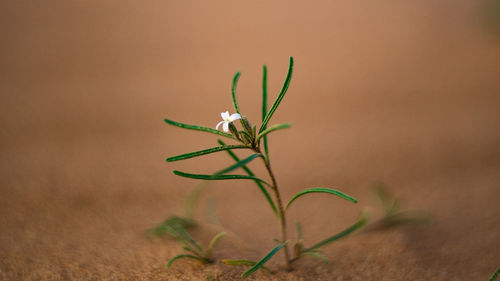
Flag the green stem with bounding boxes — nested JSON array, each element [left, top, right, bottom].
[[257, 150, 292, 271]]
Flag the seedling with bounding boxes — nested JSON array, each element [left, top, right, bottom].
[[363, 181, 429, 232], [164, 57, 363, 276], [148, 215, 196, 238], [165, 223, 226, 267]]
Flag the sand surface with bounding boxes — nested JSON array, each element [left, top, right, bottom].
[[1, 1, 500, 280]]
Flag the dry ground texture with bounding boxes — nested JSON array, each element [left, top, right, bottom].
[[1, 1, 500, 280]]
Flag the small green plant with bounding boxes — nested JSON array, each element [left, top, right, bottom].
[[148, 215, 196, 238], [363, 181, 429, 232], [164, 57, 363, 276], [165, 223, 226, 267], [148, 181, 217, 239]]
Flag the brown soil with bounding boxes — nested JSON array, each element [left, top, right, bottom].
[[1, 1, 499, 280]]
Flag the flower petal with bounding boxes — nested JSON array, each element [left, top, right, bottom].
[[221, 111, 230, 120], [229, 113, 241, 122], [223, 122, 229, 132], [216, 121, 225, 130]]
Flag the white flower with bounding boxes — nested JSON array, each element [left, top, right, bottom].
[[216, 111, 241, 132]]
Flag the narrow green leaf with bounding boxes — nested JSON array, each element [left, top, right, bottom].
[[296, 221, 303, 241], [183, 246, 204, 258], [167, 254, 206, 268], [286, 187, 357, 211], [166, 145, 247, 162], [148, 215, 196, 237], [239, 117, 253, 136], [294, 241, 303, 257], [262, 65, 269, 159], [239, 131, 253, 146], [263, 135, 269, 159], [206, 232, 226, 258], [262, 65, 268, 122], [206, 198, 219, 225], [303, 251, 329, 264], [215, 153, 262, 175], [217, 140, 278, 216], [222, 260, 271, 272], [242, 242, 286, 277], [164, 225, 185, 243], [239, 130, 252, 140], [388, 200, 399, 215], [259, 56, 294, 133], [164, 118, 234, 139], [372, 181, 397, 215], [172, 224, 203, 253], [173, 170, 270, 186], [232, 72, 241, 114], [256, 123, 291, 141], [166, 226, 204, 259], [382, 211, 430, 227], [304, 214, 367, 252], [489, 267, 500, 281]]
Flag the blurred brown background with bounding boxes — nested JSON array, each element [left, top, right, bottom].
[[1, 1, 499, 280]]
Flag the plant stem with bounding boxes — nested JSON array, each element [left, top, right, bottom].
[[257, 150, 292, 271]]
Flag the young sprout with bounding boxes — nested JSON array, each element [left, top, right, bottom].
[[363, 181, 429, 232], [148, 215, 196, 238], [164, 57, 362, 276], [166, 223, 226, 268]]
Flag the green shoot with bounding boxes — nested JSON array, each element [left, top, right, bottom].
[[164, 57, 362, 275], [241, 242, 287, 278], [172, 224, 203, 252], [372, 181, 398, 215], [293, 222, 304, 258], [231, 72, 241, 114], [256, 123, 292, 142], [166, 224, 226, 268], [259, 57, 294, 133], [296, 222, 303, 241], [167, 254, 206, 268], [366, 182, 429, 231], [221, 260, 271, 272], [206, 232, 227, 258]]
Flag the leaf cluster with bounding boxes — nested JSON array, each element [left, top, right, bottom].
[[165, 223, 226, 267], [148, 215, 196, 238], [164, 58, 295, 218]]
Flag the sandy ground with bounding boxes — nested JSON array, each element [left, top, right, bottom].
[[1, 1, 500, 280]]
